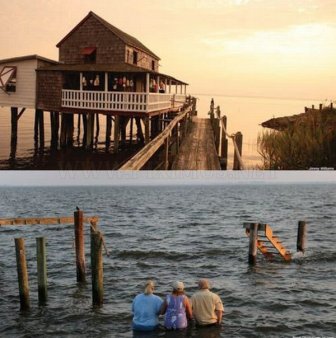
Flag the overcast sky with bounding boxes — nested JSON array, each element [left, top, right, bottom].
[[1, 0, 335, 99], [0, 171, 334, 186]]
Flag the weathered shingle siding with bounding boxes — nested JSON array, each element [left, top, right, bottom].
[[36, 71, 62, 111], [59, 16, 126, 65]]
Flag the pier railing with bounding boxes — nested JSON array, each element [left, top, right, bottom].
[[209, 99, 245, 170], [61, 90, 186, 113], [120, 98, 196, 170]]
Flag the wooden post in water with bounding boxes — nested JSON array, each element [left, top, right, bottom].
[[144, 116, 150, 145], [209, 99, 215, 128], [220, 116, 228, 170], [10, 107, 18, 158], [77, 113, 81, 144], [91, 230, 104, 307], [164, 136, 170, 170], [192, 97, 197, 116], [129, 117, 134, 145], [297, 221, 307, 254], [36, 237, 48, 305], [233, 132, 243, 170], [60, 113, 67, 148], [248, 223, 259, 265], [86, 114, 95, 149], [38, 110, 45, 149], [74, 209, 86, 283], [82, 114, 88, 147], [114, 115, 120, 153], [50, 112, 60, 149], [15, 238, 30, 310], [215, 107, 221, 154], [94, 113, 100, 148], [106, 115, 112, 150], [66, 113, 74, 147]]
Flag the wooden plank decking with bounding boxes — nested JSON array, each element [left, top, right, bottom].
[[172, 117, 220, 170]]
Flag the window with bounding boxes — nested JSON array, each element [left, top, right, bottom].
[[81, 47, 97, 64], [133, 51, 138, 65], [152, 60, 155, 71], [0, 66, 17, 93]]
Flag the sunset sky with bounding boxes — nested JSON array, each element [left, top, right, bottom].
[[1, 0, 335, 100]]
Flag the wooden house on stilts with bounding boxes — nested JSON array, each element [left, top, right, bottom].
[[0, 11, 188, 156]]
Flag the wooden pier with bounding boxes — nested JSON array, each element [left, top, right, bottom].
[[172, 117, 220, 170]]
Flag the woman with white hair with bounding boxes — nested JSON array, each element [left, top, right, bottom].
[[132, 280, 163, 331], [160, 281, 193, 330]]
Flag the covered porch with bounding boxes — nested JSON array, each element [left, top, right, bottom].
[[40, 63, 188, 116]]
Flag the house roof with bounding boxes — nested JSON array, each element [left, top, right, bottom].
[[37, 62, 188, 85], [0, 54, 58, 65], [56, 11, 160, 61]]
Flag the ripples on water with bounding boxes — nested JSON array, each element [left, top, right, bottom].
[[0, 184, 335, 337]]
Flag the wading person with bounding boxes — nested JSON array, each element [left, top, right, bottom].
[[132, 280, 163, 331], [160, 281, 193, 330], [191, 279, 224, 327]]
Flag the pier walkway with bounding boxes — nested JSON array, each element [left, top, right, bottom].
[[172, 117, 220, 170]]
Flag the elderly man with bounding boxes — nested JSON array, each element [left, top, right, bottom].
[[191, 279, 224, 327]]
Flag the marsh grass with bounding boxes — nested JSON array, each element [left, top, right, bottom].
[[258, 110, 336, 169]]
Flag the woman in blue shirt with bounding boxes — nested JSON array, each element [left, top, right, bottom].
[[132, 280, 163, 331]]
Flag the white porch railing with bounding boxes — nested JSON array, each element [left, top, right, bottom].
[[61, 90, 186, 113]]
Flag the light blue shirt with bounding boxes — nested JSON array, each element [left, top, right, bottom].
[[132, 293, 163, 330]]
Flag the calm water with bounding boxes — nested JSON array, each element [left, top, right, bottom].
[[0, 184, 335, 337], [0, 95, 321, 169]]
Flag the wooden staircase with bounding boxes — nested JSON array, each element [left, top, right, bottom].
[[244, 223, 292, 261]]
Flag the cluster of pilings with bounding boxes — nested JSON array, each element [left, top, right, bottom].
[[10, 210, 104, 311]]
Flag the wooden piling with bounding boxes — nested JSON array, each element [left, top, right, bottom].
[[74, 210, 86, 283], [114, 115, 120, 153], [82, 114, 88, 147], [15, 238, 30, 310], [233, 132, 243, 170], [135, 117, 144, 143], [297, 221, 307, 254], [66, 113, 74, 147], [106, 115, 112, 149], [129, 117, 134, 145], [60, 113, 67, 148], [164, 136, 170, 170], [220, 116, 228, 170], [86, 114, 95, 149], [38, 110, 45, 148], [50, 112, 60, 149], [144, 117, 150, 145], [10, 107, 18, 158], [91, 230, 104, 307], [36, 237, 48, 305], [248, 223, 258, 265], [77, 113, 81, 144], [94, 113, 100, 148]]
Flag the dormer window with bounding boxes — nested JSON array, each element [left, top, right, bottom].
[[0, 66, 17, 93], [133, 51, 138, 65], [81, 47, 96, 64]]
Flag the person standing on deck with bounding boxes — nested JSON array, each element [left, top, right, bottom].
[[132, 280, 163, 331], [160, 281, 193, 330], [191, 279, 224, 327]]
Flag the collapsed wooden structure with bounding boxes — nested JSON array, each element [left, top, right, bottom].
[[244, 221, 307, 264]]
